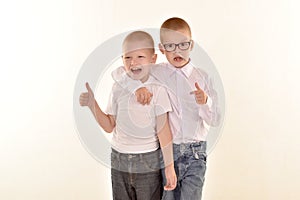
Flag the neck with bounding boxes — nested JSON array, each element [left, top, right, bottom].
[[140, 74, 150, 83]]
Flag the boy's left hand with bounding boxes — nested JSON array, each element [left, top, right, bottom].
[[190, 82, 207, 104], [164, 164, 177, 191], [135, 87, 153, 105]]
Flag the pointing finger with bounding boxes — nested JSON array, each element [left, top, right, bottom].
[[195, 82, 202, 91]]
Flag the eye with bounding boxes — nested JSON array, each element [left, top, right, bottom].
[[138, 55, 145, 58], [180, 42, 188, 47], [124, 56, 131, 60], [179, 42, 190, 49], [165, 44, 174, 48]]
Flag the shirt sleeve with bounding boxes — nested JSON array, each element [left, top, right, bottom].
[[106, 83, 118, 116], [197, 71, 220, 127], [153, 86, 172, 116], [111, 66, 144, 93]]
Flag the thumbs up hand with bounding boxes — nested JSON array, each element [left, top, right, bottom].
[[79, 82, 95, 108], [190, 82, 208, 105]]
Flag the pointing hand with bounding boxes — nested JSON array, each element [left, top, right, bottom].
[[190, 82, 207, 105]]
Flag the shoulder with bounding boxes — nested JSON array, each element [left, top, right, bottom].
[[192, 66, 209, 80], [152, 62, 171, 72], [146, 76, 167, 91], [111, 82, 125, 96], [112, 82, 121, 90]]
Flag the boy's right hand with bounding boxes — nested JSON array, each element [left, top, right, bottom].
[[135, 87, 153, 105], [79, 82, 95, 109], [164, 164, 177, 191]]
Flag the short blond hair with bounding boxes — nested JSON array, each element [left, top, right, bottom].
[[122, 31, 155, 54], [160, 17, 192, 41]]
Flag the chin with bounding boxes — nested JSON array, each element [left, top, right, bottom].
[[131, 76, 140, 80], [171, 62, 183, 68]]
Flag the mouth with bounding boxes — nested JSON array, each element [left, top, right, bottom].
[[130, 67, 142, 74], [174, 56, 184, 62]]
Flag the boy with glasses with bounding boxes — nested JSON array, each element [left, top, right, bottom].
[[112, 18, 220, 200]]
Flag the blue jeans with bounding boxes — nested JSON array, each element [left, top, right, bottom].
[[161, 141, 207, 200], [111, 148, 163, 200]]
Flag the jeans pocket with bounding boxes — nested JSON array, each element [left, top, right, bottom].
[[194, 147, 207, 164], [142, 152, 161, 172], [198, 152, 207, 165]]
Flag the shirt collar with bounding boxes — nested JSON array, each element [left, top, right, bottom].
[[167, 59, 194, 78]]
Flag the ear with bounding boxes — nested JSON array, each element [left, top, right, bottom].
[[151, 54, 157, 63], [190, 40, 194, 51], [159, 43, 165, 54]]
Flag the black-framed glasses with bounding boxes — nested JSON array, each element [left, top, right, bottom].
[[163, 41, 191, 52]]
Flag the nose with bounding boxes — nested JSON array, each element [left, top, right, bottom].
[[174, 44, 181, 53], [130, 58, 138, 66]]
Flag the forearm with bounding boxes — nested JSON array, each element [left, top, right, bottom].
[[198, 93, 220, 127], [157, 114, 174, 167], [89, 99, 115, 133]]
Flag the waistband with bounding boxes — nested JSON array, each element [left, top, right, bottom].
[[174, 141, 206, 147], [111, 148, 160, 160], [111, 148, 161, 173], [173, 141, 207, 153]]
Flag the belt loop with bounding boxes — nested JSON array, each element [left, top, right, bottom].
[[112, 148, 120, 159], [139, 154, 143, 162], [180, 143, 184, 154]]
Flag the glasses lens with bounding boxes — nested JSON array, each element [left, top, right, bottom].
[[164, 43, 175, 51], [179, 42, 190, 50]]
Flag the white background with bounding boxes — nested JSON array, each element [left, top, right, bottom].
[[1, 0, 299, 199]]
